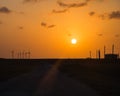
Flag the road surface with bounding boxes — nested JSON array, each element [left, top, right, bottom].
[[0, 61, 99, 96]]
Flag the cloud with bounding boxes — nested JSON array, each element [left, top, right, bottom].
[[19, 11, 25, 14], [47, 25, 56, 28], [52, 9, 68, 13], [19, 26, 23, 30], [23, 0, 43, 3], [41, 22, 55, 28], [41, 22, 47, 27], [108, 11, 120, 19], [115, 34, 119, 37], [98, 14, 106, 20], [98, 34, 103, 36], [0, 6, 11, 14], [89, 11, 95, 16], [57, 1, 88, 8], [89, 10, 120, 20], [56, 0, 98, 8], [0, 21, 2, 24], [68, 33, 72, 37]]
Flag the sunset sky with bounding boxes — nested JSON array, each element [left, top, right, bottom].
[[0, 0, 120, 58]]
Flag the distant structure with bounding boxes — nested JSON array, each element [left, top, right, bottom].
[[17, 52, 19, 59], [10, 50, 31, 59], [104, 44, 119, 59], [105, 54, 118, 60], [22, 50, 25, 59], [19, 52, 22, 59], [89, 51, 92, 59], [104, 46, 106, 57], [11, 50, 14, 59], [28, 51, 31, 59], [21, 50, 31, 59], [25, 52, 28, 59], [96, 50, 98, 59], [98, 50, 101, 59], [24, 51, 31, 59]]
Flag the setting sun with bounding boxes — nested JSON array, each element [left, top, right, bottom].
[[71, 38, 77, 44]]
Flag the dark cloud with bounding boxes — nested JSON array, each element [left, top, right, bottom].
[[57, 1, 88, 8], [41, 22, 47, 27], [19, 26, 23, 30], [89, 11, 95, 16], [98, 34, 103, 36], [99, 11, 120, 20], [47, 25, 56, 28], [52, 9, 68, 13], [89, 10, 120, 20], [0, 6, 11, 13], [57, 0, 97, 8], [109, 11, 120, 19], [115, 34, 119, 37], [41, 22, 56, 28]]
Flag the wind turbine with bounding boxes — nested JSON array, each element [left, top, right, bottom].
[[11, 50, 14, 59]]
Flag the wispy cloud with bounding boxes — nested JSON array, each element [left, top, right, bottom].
[[41, 22, 56, 28], [89, 11, 95, 16], [19, 26, 24, 30], [89, 10, 120, 20], [57, 0, 88, 8], [54, 0, 104, 14], [108, 11, 120, 19], [0, 6, 11, 14], [99, 14, 106, 20], [115, 34, 119, 37], [47, 25, 56, 28], [23, 0, 43, 3], [41, 22, 47, 27], [19, 11, 25, 14], [98, 34, 103, 36], [52, 9, 68, 13]]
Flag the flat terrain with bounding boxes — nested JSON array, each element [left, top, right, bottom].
[[0, 59, 120, 96]]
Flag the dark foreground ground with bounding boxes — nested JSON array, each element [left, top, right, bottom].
[[0, 59, 120, 96]]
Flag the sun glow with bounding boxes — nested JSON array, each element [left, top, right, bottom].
[[71, 38, 77, 44]]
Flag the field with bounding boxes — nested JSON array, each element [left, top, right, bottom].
[[0, 59, 120, 96]]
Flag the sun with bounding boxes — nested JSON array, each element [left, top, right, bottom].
[[71, 38, 77, 44]]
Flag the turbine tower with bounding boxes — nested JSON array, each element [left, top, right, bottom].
[[19, 51, 22, 59], [112, 44, 114, 54], [28, 50, 31, 59], [22, 50, 25, 59], [98, 50, 101, 59], [89, 51, 92, 59], [104, 46, 106, 58], [11, 50, 14, 59], [25, 52, 27, 59]]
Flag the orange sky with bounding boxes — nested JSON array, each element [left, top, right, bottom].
[[0, 0, 120, 58]]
